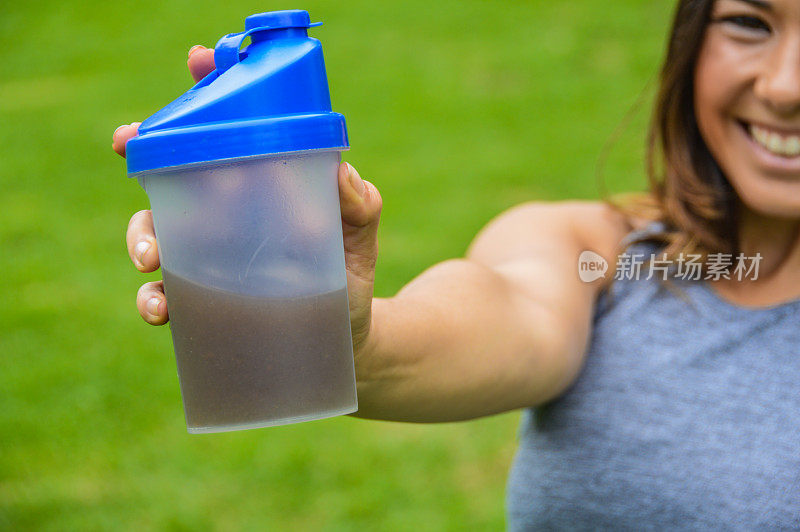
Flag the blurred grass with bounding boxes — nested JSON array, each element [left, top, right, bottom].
[[0, 0, 672, 529]]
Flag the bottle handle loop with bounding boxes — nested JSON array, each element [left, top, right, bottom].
[[214, 22, 322, 75]]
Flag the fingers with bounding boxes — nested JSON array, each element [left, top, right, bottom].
[[339, 162, 382, 281], [112, 122, 141, 158], [126, 210, 160, 272], [128, 210, 166, 325], [137, 281, 169, 325], [112, 45, 215, 158], [187, 45, 216, 82]]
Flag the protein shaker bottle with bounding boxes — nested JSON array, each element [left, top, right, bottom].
[[125, 10, 356, 433]]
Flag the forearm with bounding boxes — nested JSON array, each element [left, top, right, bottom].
[[350, 259, 570, 423]]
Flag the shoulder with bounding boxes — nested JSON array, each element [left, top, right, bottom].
[[462, 199, 654, 403], [462, 198, 657, 403], [467, 200, 646, 272]]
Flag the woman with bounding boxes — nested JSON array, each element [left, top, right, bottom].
[[114, 0, 800, 527]]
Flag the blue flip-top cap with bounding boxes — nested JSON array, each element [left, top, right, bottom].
[[244, 10, 320, 31], [126, 10, 348, 175]]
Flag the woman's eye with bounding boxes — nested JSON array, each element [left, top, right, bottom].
[[719, 15, 771, 33]]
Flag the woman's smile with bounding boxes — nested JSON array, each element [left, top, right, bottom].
[[746, 121, 800, 157], [736, 119, 800, 173]]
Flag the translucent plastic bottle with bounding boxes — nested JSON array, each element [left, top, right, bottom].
[[125, 10, 356, 433]]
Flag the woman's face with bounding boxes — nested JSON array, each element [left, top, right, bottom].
[[695, 0, 800, 218]]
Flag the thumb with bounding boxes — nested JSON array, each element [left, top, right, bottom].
[[339, 162, 382, 281], [338, 162, 381, 347]]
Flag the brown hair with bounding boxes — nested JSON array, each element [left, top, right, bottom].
[[609, 0, 741, 268]]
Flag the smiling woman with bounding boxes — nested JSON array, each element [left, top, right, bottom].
[[616, 0, 800, 299], [506, 0, 800, 527], [114, 0, 800, 529], [696, 0, 800, 218]]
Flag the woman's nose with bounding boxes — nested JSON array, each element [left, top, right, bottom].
[[754, 35, 800, 114]]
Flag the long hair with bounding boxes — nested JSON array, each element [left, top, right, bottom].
[[611, 0, 740, 267]]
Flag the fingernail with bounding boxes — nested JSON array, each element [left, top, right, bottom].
[[113, 124, 127, 137], [347, 163, 366, 197], [135, 241, 151, 264], [147, 297, 162, 316], [188, 45, 205, 58]]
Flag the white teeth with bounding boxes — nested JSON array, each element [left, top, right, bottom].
[[749, 124, 800, 157], [788, 136, 800, 155]]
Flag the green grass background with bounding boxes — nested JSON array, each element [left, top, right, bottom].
[[1, 0, 672, 529]]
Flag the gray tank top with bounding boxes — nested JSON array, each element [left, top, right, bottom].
[[506, 223, 800, 530]]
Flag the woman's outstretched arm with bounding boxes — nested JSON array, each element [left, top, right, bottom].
[[353, 201, 628, 422]]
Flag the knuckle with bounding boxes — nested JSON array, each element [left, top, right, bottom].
[[366, 184, 383, 212], [138, 281, 158, 297], [128, 212, 144, 233], [136, 286, 149, 301], [132, 209, 151, 223]]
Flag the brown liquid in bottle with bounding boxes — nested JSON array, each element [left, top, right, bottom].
[[162, 271, 357, 432]]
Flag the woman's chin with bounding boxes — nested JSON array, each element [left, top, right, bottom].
[[735, 186, 800, 220]]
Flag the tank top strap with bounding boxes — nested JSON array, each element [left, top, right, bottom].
[[618, 219, 668, 250], [593, 220, 667, 320]]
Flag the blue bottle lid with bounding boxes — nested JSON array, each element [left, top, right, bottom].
[[126, 10, 348, 175]]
